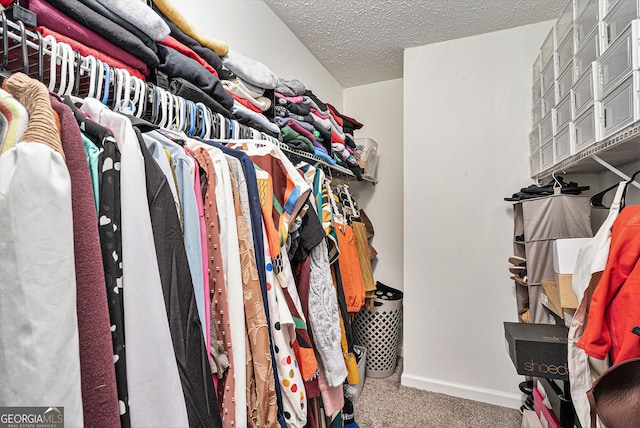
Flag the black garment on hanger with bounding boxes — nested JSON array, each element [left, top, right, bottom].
[[62, 96, 132, 428], [135, 127, 222, 428]]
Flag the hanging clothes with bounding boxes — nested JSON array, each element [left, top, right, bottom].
[[0, 73, 84, 428], [62, 96, 131, 427], [81, 98, 190, 428], [51, 95, 121, 428], [578, 204, 640, 363], [569, 182, 627, 428]]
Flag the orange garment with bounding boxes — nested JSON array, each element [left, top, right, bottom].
[[578, 206, 640, 364], [336, 224, 365, 313]]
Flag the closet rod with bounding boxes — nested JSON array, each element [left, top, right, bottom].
[[592, 155, 640, 190]]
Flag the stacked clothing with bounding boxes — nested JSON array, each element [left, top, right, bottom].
[[21, 0, 169, 77], [274, 80, 365, 175]]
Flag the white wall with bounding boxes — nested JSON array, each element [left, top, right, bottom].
[[343, 79, 404, 292], [174, 0, 344, 110], [402, 21, 554, 409]]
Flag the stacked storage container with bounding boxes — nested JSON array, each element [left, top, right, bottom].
[[573, 0, 601, 152], [528, 0, 640, 177], [555, 0, 577, 164], [597, 0, 640, 139]]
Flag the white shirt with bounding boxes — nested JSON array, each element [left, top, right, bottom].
[[81, 99, 189, 428]]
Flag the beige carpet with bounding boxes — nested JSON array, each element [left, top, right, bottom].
[[353, 359, 523, 427]]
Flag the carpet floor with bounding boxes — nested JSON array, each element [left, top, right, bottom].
[[353, 358, 523, 427]]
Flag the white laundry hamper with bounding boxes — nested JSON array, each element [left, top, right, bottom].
[[352, 282, 403, 378]]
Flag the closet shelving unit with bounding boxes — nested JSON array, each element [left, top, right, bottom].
[[531, 0, 640, 185], [534, 122, 640, 180], [0, 10, 376, 183]]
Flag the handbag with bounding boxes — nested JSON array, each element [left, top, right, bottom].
[[587, 357, 640, 428]]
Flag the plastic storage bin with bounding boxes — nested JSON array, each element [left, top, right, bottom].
[[575, 104, 599, 150], [554, 93, 573, 133], [541, 27, 557, 67], [532, 100, 543, 126], [540, 112, 554, 141], [597, 20, 640, 95], [575, 26, 600, 77], [557, 0, 574, 42], [530, 126, 540, 153], [554, 123, 575, 162], [541, 138, 554, 170], [352, 282, 403, 379], [599, 71, 640, 138], [575, 0, 599, 49], [572, 62, 599, 117], [354, 138, 378, 178], [602, 0, 640, 51], [542, 60, 556, 97], [530, 149, 542, 176], [556, 61, 575, 100], [556, 29, 574, 74]]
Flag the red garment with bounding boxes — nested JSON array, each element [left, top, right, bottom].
[[331, 129, 345, 145], [157, 36, 218, 78], [327, 103, 363, 130], [578, 206, 640, 363], [37, 27, 146, 80], [326, 104, 343, 127], [230, 93, 262, 113], [0, 0, 14, 6]]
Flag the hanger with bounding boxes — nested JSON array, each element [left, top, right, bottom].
[[18, 20, 28, 74], [101, 63, 111, 105], [1, 11, 8, 72], [62, 44, 75, 97], [31, 29, 43, 81], [45, 35, 57, 92], [96, 60, 105, 101], [591, 170, 640, 209]]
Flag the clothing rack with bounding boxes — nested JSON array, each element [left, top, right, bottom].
[[0, 11, 358, 178]]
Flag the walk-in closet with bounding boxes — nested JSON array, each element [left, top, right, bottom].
[[2, 1, 639, 427]]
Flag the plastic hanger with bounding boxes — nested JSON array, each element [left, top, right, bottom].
[[62, 44, 75, 96], [18, 20, 28, 74], [591, 170, 640, 209], [94, 60, 105, 101], [101, 64, 111, 105], [55, 43, 71, 96], [1, 11, 8, 72], [34, 30, 44, 81], [46, 35, 57, 92]]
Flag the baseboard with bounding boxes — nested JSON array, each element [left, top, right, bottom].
[[400, 373, 522, 409]]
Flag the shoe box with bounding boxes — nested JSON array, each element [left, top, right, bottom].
[[536, 377, 579, 428], [504, 322, 569, 380]]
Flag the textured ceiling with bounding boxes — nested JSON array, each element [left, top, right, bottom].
[[263, 0, 563, 87]]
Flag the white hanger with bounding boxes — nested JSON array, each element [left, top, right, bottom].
[[135, 78, 146, 118], [94, 60, 104, 101], [63, 44, 76, 96], [45, 35, 57, 92], [55, 43, 70, 96], [85, 56, 98, 99]]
